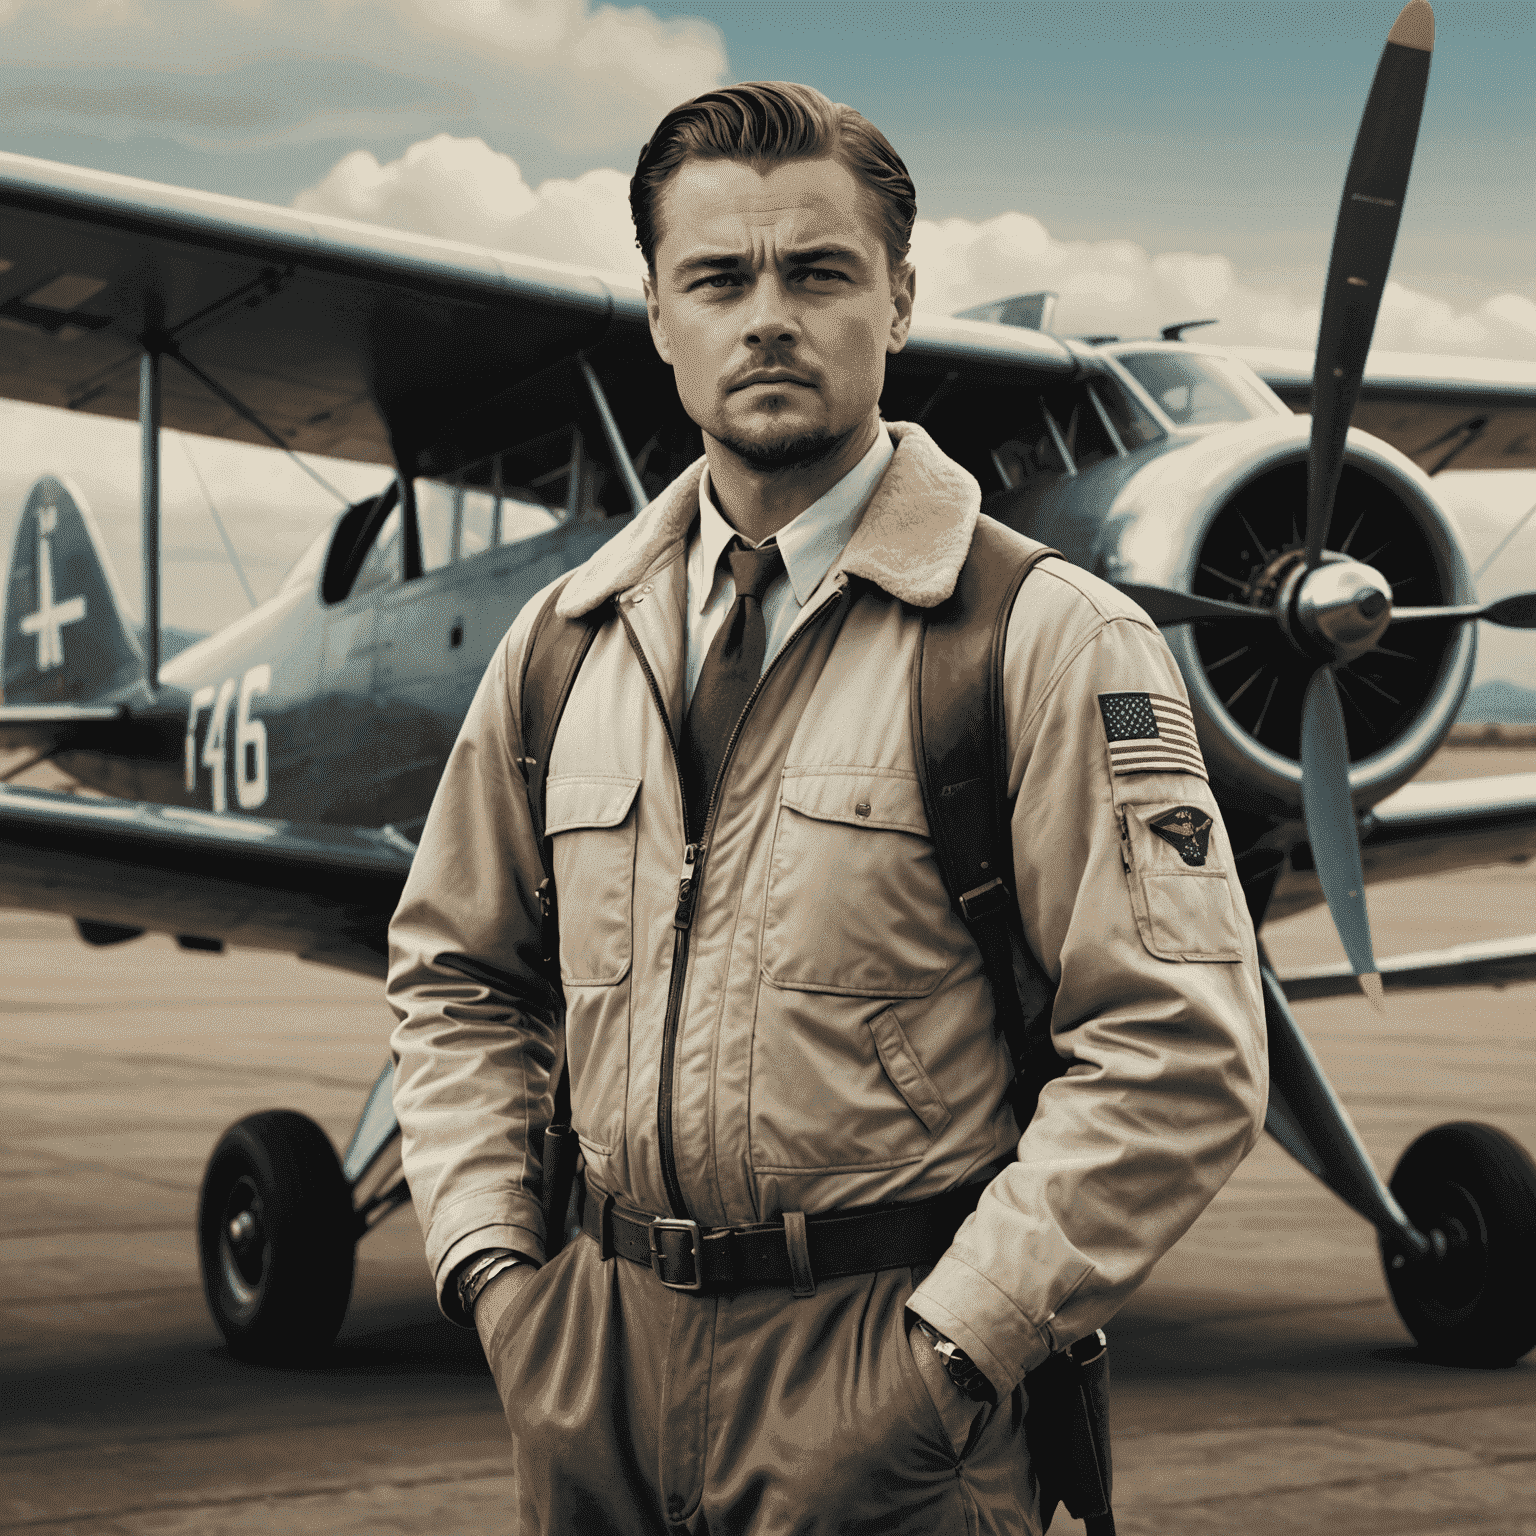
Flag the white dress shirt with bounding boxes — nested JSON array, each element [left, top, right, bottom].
[[685, 424, 894, 707]]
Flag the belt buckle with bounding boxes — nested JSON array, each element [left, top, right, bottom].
[[649, 1217, 703, 1291]]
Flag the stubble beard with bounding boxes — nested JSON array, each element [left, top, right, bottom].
[[713, 423, 852, 475]]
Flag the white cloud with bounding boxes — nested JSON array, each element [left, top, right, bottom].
[[911, 212, 1536, 360], [295, 134, 643, 274], [401, 0, 726, 127]]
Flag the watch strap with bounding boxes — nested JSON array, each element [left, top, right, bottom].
[[912, 1315, 997, 1404], [456, 1248, 527, 1319]]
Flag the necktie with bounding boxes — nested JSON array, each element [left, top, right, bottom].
[[682, 538, 785, 839]]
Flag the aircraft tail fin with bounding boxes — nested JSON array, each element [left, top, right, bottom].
[[2, 476, 143, 705]]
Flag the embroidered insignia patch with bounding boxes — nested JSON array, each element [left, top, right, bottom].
[[1149, 805, 1214, 866], [1097, 691, 1206, 779]]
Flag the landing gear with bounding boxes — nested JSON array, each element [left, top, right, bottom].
[[198, 1110, 357, 1364], [1382, 1122, 1536, 1367]]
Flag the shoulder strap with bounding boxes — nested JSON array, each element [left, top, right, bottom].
[[518, 580, 607, 971], [912, 517, 1063, 1127], [519, 578, 605, 860], [516, 578, 606, 1256]]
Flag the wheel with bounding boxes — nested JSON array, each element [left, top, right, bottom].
[[1382, 1121, 1536, 1366], [198, 1110, 357, 1364]]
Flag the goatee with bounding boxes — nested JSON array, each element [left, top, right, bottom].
[[715, 426, 851, 474]]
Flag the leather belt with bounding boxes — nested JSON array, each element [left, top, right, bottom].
[[580, 1181, 984, 1295]]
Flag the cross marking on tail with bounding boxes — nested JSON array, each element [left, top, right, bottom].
[[19, 513, 88, 670]]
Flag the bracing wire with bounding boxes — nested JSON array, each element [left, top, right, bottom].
[[163, 346, 351, 507], [1474, 495, 1536, 583], [177, 433, 258, 610]]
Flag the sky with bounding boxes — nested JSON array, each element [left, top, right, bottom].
[[0, 0, 1532, 675]]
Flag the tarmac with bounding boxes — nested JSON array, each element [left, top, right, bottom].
[[3, 743, 1534, 1535]]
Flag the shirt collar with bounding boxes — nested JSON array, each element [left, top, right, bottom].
[[694, 422, 894, 613]]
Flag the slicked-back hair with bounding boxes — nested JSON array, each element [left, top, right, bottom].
[[630, 81, 916, 275]]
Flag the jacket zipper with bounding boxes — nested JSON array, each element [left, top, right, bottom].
[[619, 586, 846, 1218]]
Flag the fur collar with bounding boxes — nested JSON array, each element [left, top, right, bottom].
[[555, 420, 980, 618]]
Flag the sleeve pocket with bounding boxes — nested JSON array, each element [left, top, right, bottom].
[[1121, 801, 1245, 962]]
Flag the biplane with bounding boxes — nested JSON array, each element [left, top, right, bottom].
[[2, 0, 1535, 1368]]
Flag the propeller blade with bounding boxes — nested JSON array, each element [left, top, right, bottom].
[[1304, 0, 1435, 569], [1391, 591, 1536, 628], [1482, 592, 1536, 628], [1300, 668, 1384, 1010], [1115, 584, 1274, 626]]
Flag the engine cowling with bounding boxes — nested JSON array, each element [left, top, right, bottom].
[[1098, 416, 1476, 817]]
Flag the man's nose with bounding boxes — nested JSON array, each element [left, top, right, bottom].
[[742, 272, 799, 348]]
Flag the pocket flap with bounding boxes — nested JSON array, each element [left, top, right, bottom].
[[868, 1007, 952, 1136], [779, 768, 928, 834], [545, 774, 641, 835]]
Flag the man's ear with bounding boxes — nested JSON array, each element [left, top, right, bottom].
[[643, 271, 674, 366], [888, 261, 915, 354]]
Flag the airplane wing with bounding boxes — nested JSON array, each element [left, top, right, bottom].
[[0, 150, 1077, 480], [1231, 345, 1536, 474], [0, 784, 414, 976], [1279, 932, 1536, 1001], [1269, 771, 1536, 921]]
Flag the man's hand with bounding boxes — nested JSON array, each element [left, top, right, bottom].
[[474, 1261, 539, 1357]]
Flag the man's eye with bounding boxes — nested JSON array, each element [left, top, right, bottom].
[[803, 268, 848, 284], [693, 273, 742, 291]]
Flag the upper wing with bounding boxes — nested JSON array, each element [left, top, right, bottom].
[[1270, 771, 1536, 923], [0, 784, 414, 977], [0, 151, 1076, 477], [1232, 345, 1536, 473]]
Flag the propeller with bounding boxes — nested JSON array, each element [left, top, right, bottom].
[[1261, 0, 1433, 1004], [1114, 2, 1440, 1006], [1119, 3, 1536, 1004]]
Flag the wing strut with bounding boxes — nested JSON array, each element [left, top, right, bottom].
[[139, 348, 161, 692], [579, 357, 648, 514]]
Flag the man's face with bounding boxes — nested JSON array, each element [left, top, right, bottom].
[[643, 155, 914, 469]]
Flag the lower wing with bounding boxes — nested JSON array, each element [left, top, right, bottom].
[[0, 784, 413, 977]]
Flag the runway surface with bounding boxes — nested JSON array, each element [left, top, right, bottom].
[[4, 745, 1534, 1535]]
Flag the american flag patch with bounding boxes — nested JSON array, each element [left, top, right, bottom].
[[1097, 691, 1207, 780]]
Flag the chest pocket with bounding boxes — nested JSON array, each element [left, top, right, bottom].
[[546, 774, 641, 986], [1119, 795, 1245, 962], [760, 768, 959, 998]]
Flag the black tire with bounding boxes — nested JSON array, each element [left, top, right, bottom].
[[1382, 1121, 1536, 1367], [198, 1110, 357, 1364]]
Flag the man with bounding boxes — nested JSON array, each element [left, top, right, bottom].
[[389, 81, 1267, 1535]]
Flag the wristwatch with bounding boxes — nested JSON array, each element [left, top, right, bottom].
[[912, 1315, 997, 1404], [455, 1248, 528, 1320]]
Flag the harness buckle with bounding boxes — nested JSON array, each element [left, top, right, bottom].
[[649, 1217, 704, 1291], [959, 876, 1009, 923]]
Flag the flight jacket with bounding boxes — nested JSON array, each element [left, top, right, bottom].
[[387, 420, 1268, 1397]]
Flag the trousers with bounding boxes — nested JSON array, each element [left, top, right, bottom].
[[485, 1229, 1039, 1535]]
